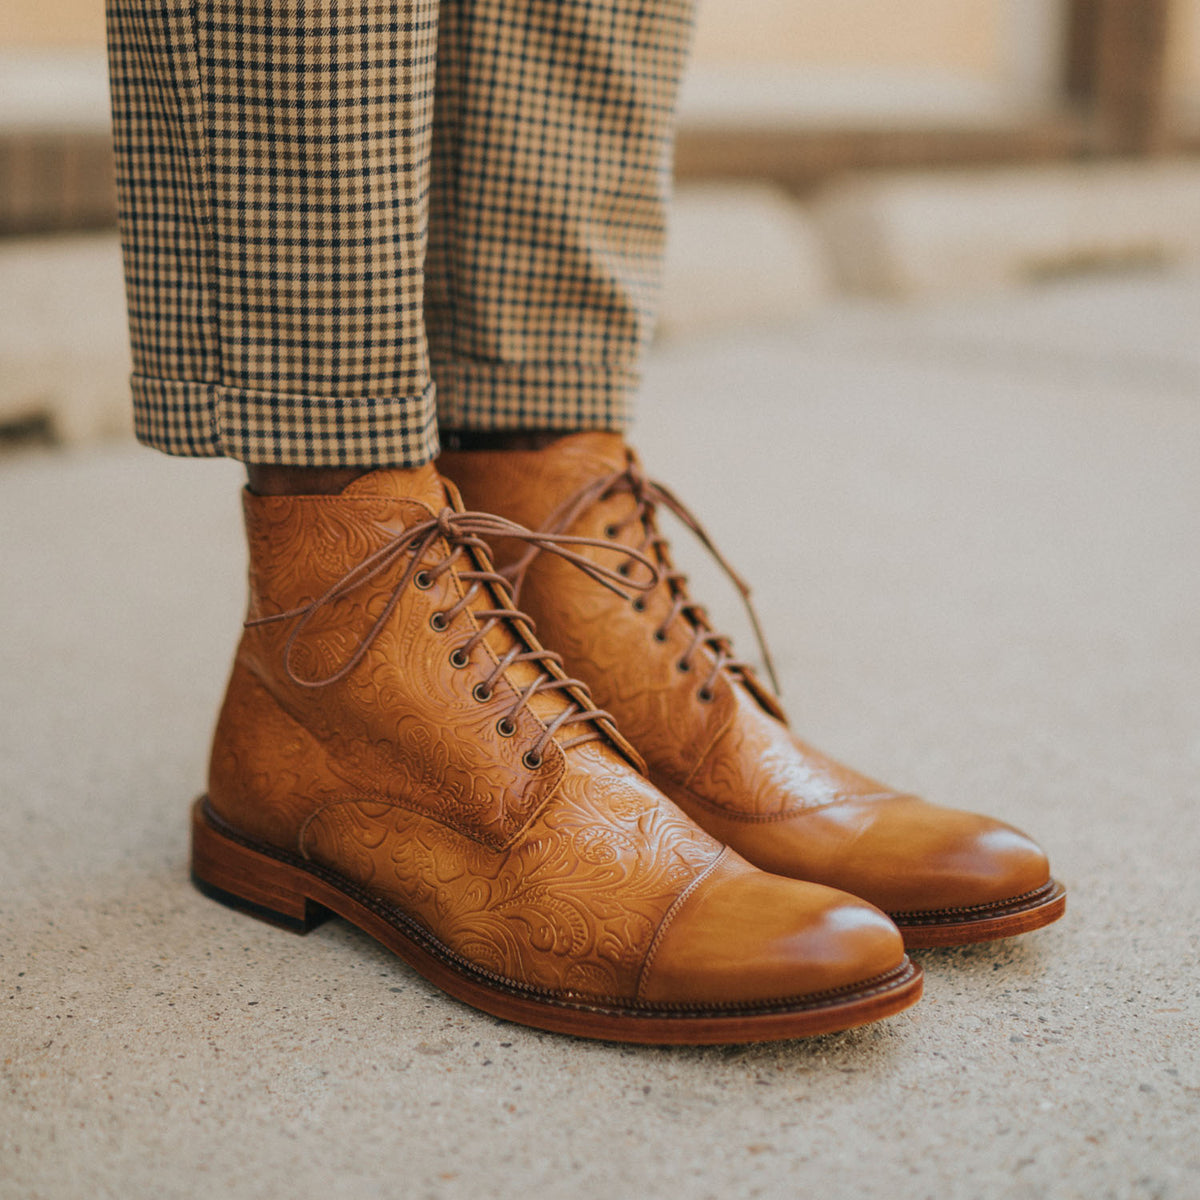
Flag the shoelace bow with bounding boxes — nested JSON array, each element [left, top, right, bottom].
[[505, 457, 782, 700], [246, 507, 659, 762]]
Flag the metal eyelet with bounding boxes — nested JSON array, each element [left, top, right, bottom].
[[449, 648, 470, 669], [413, 570, 433, 590], [604, 524, 619, 539], [698, 687, 715, 703], [429, 611, 449, 632], [496, 717, 517, 738], [677, 659, 692, 673], [522, 750, 543, 770], [618, 562, 631, 577], [652, 629, 667, 643], [631, 597, 646, 613], [473, 683, 493, 703]]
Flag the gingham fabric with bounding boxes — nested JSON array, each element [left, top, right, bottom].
[[106, 0, 695, 467]]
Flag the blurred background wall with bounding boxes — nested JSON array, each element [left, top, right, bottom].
[[3, 0, 1200, 232], [0, 0, 104, 47]]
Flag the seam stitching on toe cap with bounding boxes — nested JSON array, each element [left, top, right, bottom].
[[634, 845, 730, 1003]]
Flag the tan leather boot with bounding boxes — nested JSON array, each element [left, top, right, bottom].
[[439, 434, 1066, 947], [191, 464, 922, 1042]]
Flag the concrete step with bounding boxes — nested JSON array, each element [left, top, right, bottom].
[[0, 51, 116, 235], [814, 161, 1200, 297], [0, 233, 131, 443]]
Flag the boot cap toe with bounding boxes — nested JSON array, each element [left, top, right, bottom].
[[638, 850, 906, 1008]]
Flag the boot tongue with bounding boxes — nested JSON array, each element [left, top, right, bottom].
[[341, 462, 448, 510]]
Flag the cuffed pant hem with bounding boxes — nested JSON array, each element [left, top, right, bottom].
[[131, 375, 440, 467], [432, 359, 636, 433]]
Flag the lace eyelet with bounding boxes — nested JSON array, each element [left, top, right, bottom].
[[449, 648, 470, 669], [652, 629, 667, 643], [429, 611, 449, 632], [677, 659, 692, 673], [413, 570, 433, 590], [496, 717, 517, 738], [698, 687, 715, 703], [473, 683, 493, 703], [522, 750, 543, 770], [631, 597, 646, 613], [604, 524, 619, 539], [618, 562, 631, 578]]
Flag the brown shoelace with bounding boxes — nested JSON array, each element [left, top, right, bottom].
[[247, 507, 659, 763], [506, 456, 781, 701]]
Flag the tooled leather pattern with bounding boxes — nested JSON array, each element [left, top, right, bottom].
[[300, 744, 721, 1000], [444, 446, 735, 783], [677, 686, 901, 820], [211, 673, 721, 999], [209, 477, 724, 1000], [208, 662, 347, 851], [235, 490, 566, 850], [440, 437, 908, 823]]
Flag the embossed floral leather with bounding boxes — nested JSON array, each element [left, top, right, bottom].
[[439, 434, 1066, 946], [193, 464, 921, 1042]]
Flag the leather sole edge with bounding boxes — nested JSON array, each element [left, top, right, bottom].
[[893, 880, 1067, 948], [191, 797, 923, 1044]]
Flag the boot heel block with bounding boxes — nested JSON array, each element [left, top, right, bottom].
[[190, 797, 330, 934]]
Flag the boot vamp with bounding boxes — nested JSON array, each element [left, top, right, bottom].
[[297, 741, 728, 1003], [440, 440, 1051, 919], [659, 691, 1051, 914]]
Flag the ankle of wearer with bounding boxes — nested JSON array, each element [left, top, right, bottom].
[[246, 432, 592, 495], [439, 429, 584, 453]]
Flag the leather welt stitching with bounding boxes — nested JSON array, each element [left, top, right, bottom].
[[889, 880, 1062, 924], [634, 846, 729, 1003]]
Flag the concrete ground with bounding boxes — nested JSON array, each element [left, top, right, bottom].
[[2, 269, 1198, 1200]]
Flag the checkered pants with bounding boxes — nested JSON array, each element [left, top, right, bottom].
[[106, 0, 695, 467]]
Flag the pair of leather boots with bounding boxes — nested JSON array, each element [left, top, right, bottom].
[[192, 433, 1065, 1044]]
